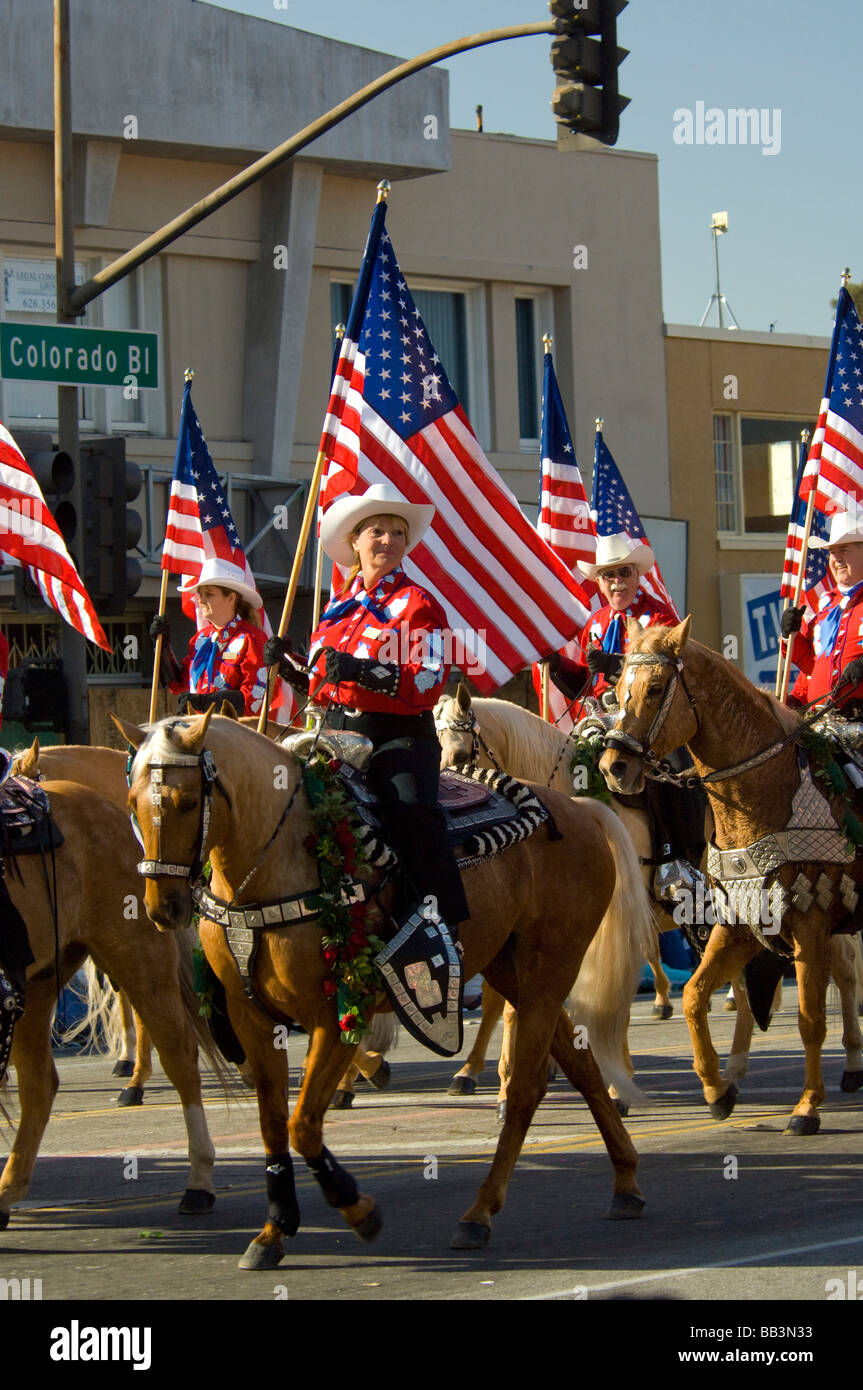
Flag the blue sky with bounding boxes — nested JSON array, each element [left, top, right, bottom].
[[202, 0, 861, 338]]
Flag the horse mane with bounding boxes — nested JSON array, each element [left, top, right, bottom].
[[469, 698, 573, 790]]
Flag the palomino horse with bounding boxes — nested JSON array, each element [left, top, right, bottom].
[[435, 687, 691, 1103], [14, 736, 390, 1103], [116, 708, 654, 1261], [0, 777, 220, 1228], [600, 617, 863, 1135]]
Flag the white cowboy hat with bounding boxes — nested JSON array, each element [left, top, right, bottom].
[[320, 483, 435, 568], [808, 510, 863, 549], [576, 531, 655, 581], [178, 556, 263, 610]]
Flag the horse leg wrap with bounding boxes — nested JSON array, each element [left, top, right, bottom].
[[265, 1153, 300, 1237], [306, 1147, 359, 1209]]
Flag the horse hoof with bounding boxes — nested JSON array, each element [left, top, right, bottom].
[[117, 1085, 144, 1107], [723, 998, 737, 1012], [450, 1220, 491, 1250], [368, 1060, 390, 1091], [447, 1076, 476, 1096], [785, 1113, 820, 1136], [329, 1090, 354, 1110], [612, 1097, 630, 1117], [352, 1202, 383, 1243], [708, 1083, 738, 1120], [178, 1188, 216, 1215], [112, 1059, 135, 1078], [497, 1100, 507, 1124], [238, 1239, 284, 1270], [841, 1070, 863, 1093], [606, 1192, 646, 1220], [651, 1004, 673, 1020], [0, 1210, 8, 1231]]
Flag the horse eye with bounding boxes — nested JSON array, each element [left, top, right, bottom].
[[646, 683, 663, 700]]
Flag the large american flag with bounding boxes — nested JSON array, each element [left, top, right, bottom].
[[780, 433, 831, 621], [800, 287, 863, 515], [592, 428, 679, 617], [0, 420, 110, 651], [162, 381, 291, 717], [319, 200, 593, 693]]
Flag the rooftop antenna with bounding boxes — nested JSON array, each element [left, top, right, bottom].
[[699, 211, 740, 330]]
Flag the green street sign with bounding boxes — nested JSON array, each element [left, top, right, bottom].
[[0, 323, 159, 389]]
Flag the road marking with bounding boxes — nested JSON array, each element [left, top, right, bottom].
[[525, 1230, 863, 1300]]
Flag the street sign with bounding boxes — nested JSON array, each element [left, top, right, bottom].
[[0, 323, 158, 389]]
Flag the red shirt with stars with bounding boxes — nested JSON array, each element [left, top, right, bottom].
[[554, 590, 678, 702], [309, 566, 450, 715], [169, 615, 276, 717], [789, 584, 863, 706]]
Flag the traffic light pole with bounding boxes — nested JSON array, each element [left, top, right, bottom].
[[54, 0, 89, 743]]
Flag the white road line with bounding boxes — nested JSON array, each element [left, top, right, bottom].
[[526, 1232, 863, 1300]]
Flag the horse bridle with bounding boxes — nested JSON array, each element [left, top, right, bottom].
[[435, 705, 504, 773], [134, 747, 227, 883]]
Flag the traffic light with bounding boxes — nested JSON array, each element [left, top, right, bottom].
[[11, 432, 75, 613], [549, 0, 629, 147], [79, 437, 143, 616]]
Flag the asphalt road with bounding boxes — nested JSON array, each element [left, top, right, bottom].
[[2, 988, 861, 1366]]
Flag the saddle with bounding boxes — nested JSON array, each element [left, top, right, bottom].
[[0, 774, 64, 857]]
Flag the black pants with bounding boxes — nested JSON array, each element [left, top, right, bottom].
[[644, 747, 707, 863], [325, 709, 469, 926]]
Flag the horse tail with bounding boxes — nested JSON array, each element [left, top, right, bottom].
[[568, 799, 655, 1108], [174, 928, 236, 1098], [62, 960, 125, 1056]]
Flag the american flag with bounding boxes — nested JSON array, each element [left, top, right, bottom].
[[800, 287, 863, 515], [319, 200, 592, 693], [780, 433, 831, 622], [0, 419, 110, 651], [533, 351, 598, 725], [592, 428, 679, 617], [162, 381, 291, 718]]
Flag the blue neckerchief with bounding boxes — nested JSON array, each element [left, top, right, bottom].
[[318, 567, 403, 628], [816, 580, 863, 657], [602, 601, 640, 655], [189, 615, 241, 691]]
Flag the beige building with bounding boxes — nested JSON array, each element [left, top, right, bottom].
[[0, 0, 672, 737], [665, 323, 830, 682]]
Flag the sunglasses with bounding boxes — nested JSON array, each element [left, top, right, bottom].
[[599, 566, 635, 580]]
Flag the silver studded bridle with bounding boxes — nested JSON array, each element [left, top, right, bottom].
[[435, 704, 503, 773], [133, 746, 227, 883]]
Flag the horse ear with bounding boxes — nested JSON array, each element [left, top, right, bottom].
[[12, 738, 40, 780], [219, 700, 239, 720], [625, 616, 642, 641], [175, 704, 216, 753], [456, 682, 471, 713], [111, 714, 148, 749], [669, 615, 692, 653]]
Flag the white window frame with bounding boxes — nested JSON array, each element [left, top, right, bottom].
[[513, 287, 555, 453], [329, 274, 491, 452], [715, 410, 816, 548]]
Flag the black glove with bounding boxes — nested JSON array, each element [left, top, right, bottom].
[[263, 635, 290, 668], [586, 646, 623, 681], [262, 635, 310, 694], [841, 657, 863, 689], [780, 606, 804, 639], [541, 653, 561, 676], [323, 648, 399, 697], [150, 614, 171, 642]]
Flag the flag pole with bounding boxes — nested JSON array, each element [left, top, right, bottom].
[[540, 332, 553, 722], [775, 427, 811, 700], [311, 322, 346, 635], [150, 366, 194, 723], [257, 182, 393, 734]]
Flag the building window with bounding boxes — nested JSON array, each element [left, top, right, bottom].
[[515, 298, 539, 442], [714, 413, 736, 531], [330, 277, 489, 448], [714, 414, 815, 536]]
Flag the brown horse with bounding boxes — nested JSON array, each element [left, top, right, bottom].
[[115, 708, 653, 1263], [599, 616, 863, 1135], [0, 777, 221, 1228]]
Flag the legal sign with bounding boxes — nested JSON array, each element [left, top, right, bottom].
[[0, 323, 158, 389]]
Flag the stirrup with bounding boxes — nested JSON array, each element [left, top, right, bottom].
[[653, 858, 699, 904]]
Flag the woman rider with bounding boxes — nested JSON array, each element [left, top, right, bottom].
[[150, 557, 274, 718], [265, 482, 469, 952]]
